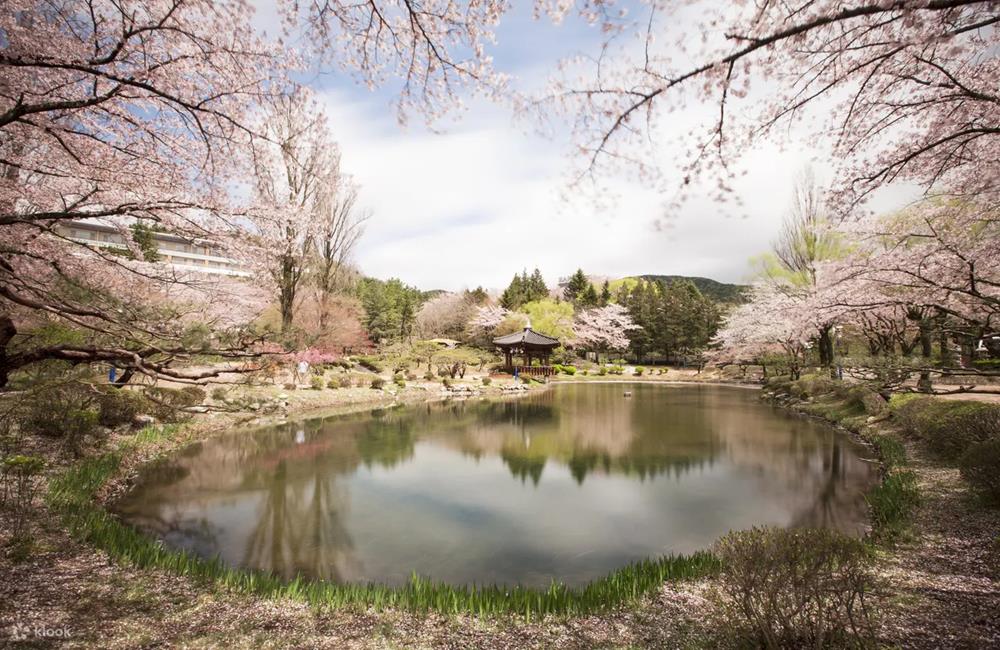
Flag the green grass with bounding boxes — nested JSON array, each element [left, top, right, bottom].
[[866, 469, 920, 545], [869, 434, 907, 469], [46, 432, 721, 616]]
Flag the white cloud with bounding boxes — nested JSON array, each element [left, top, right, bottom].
[[298, 3, 922, 293], [317, 88, 851, 291]]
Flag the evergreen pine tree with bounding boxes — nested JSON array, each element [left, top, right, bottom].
[[564, 268, 589, 303], [599, 280, 611, 306], [528, 268, 548, 301], [500, 273, 524, 309]]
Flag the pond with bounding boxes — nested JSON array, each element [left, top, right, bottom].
[[117, 383, 878, 588]]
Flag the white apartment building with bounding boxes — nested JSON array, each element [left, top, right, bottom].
[[56, 220, 250, 277]]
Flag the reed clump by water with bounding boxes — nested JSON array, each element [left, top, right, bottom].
[[46, 428, 722, 617]]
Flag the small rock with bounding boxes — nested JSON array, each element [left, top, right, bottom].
[[133, 414, 156, 427]]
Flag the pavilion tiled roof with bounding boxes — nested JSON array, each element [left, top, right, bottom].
[[493, 327, 560, 347]]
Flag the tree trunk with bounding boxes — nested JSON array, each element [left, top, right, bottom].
[[318, 291, 330, 332], [917, 318, 934, 392], [919, 319, 933, 358], [279, 255, 297, 332], [817, 325, 834, 367], [0, 314, 16, 388]]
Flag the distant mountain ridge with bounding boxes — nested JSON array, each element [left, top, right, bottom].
[[631, 275, 748, 303]]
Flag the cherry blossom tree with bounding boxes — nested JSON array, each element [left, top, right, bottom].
[[244, 92, 343, 333], [717, 197, 999, 390], [752, 169, 847, 365], [284, 0, 509, 121], [809, 196, 999, 390], [818, 198, 999, 333], [573, 303, 638, 362], [711, 284, 814, 380], [416, 291, 477, 340], [0, 0, 504, 386], [468, 304, 509, 335], [544, 1, 999, 212], [0, 0, 287, 386], [313, 181, 366, 331]]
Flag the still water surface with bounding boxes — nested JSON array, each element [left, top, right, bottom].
[[117, 384, 877, 587]]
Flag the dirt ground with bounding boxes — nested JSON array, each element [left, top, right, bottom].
[[874, 434, 1000, 649]]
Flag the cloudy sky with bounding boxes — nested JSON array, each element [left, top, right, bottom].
[[254, 3, 913, 292]]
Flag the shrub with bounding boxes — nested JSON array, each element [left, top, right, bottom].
[[95, 388, 146, 427], [370, 377, 385, 390], [310, 376, 325, 390], [827, 383, 888, 417], [21, 385, 101, 450], [610, 364, 624, 375], [1, 454, 45, 542], [960, 439, 1000, 504], [442, 378, 453, 388], [561, 365, 576, 375], [552, 363, 563, 374], [792, 373, 839, 399], [21, 383, 93, 436], [210, 387, 229, 401], [714, 527, 877, 648], [355, 355, 383, 373], [634, 366, 645, 376], [481, 377, 492, 386], [179, 386, 207, 403], [392, 373, 406, 388], [598, 367, 608, 376], [891, 396, 1000, 460], [327, 379, 340, 389], [144, 386, 205, 422]]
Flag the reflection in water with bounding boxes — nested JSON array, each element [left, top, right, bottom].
[[117, 384, 878, 587]]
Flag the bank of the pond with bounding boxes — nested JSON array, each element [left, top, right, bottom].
[[761, 375, 1000, 648], [57, 380, 868, 618], [41, 380, 736, 619], [2, 380, 732, 648], [6, 377, 995, 648]]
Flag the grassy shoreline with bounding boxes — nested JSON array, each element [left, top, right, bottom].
[[44, 380, 728, 618], [37, 377, 911, 620]]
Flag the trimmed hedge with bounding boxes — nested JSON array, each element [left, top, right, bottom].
[[960, 439, 1000, 503], [354, 355, 384, 373], [890, 395, 1000, 460]]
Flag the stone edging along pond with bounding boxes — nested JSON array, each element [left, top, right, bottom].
[[43, 380, 910, 618]]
